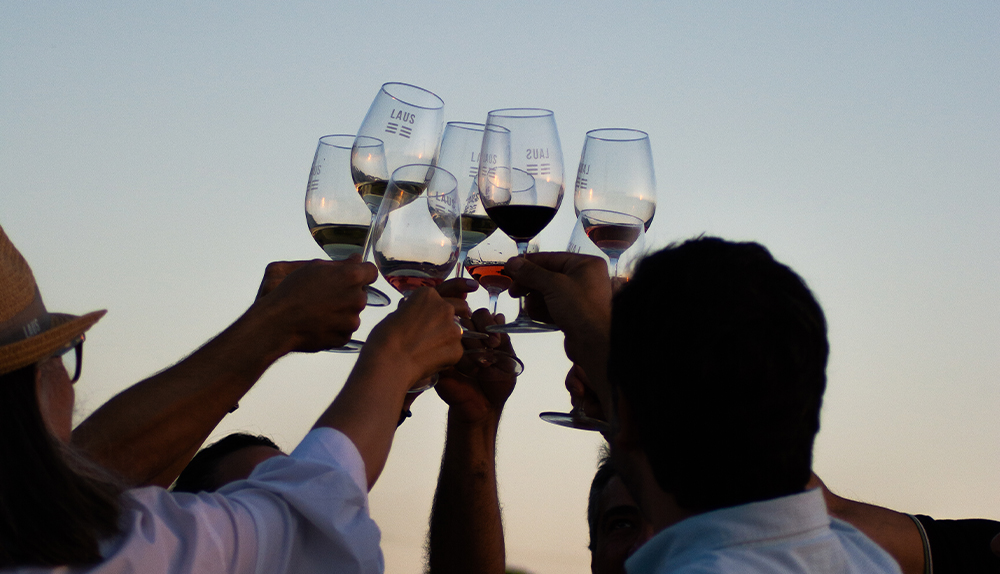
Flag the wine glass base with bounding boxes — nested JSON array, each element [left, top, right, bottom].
[[539, 411, 610, 433], [323, 339, 365, 353], [454, 348, 525, 379], [485, 318, 559, 334], [409, 374, 438, 393], [366, 287, 391, 307]]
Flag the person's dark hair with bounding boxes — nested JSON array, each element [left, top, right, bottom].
[[172, 432, 280, 493], [0, 364, 122, 568], [609, 237, 828, 512], [587, 450, 616, 552]]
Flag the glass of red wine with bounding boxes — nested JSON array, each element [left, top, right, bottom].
[[573, 128, 656, 231], [478, 168, 561, 333], [436, 122, 505, 276], [479, 108, 563, 333]]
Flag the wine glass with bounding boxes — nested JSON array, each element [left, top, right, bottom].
[[356, 82, 445, 212], [541, 210, 646, 431], [480, 108, 564, 333], [304, 135, 387, 352], [435, 122, 506, 275], [463, 232, 518, 315], [574, 128, 656, 230]]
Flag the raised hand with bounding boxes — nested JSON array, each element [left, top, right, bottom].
[[436, 309, 518, 425], [364, 287, 465, 386], [252, 257, 376, 353]]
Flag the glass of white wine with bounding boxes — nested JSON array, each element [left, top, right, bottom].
[[355, 82, 445, 212], [304, 135, 389, 352]]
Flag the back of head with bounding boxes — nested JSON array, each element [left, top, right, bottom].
[[173, 433, 282, 493], [609, 237, 828, 511]]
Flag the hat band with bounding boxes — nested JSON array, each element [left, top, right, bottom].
[[0, 287, 52, 347]]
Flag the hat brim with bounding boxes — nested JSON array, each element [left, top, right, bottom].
[[0, 309, 106, 377]]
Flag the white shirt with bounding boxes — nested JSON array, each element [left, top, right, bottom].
[[11, 427, 383, 574], [625, 488, 901, 574]]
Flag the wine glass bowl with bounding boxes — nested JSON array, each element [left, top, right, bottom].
[[370, 164, 460, 296], [464, 232, 519, 315], [356, 82, 445, 213], [574, 128, 656, 231], [578, 209, 645, 272], [436, 122, 505, 275]]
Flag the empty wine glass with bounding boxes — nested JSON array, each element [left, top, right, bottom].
[[574, 128, 656, 230], [436, 122, 505, 275]]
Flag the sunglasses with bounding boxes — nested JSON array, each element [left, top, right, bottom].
[[53, 334, 85, 383]]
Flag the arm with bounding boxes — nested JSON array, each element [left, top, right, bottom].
[[808, 474, 925, 574], [315, 287, 464, 489], [72, 259, 375, 487], [427, 309, 518, 574]]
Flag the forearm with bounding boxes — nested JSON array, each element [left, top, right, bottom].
[[428, 411, 505, 574], [314, 351, 416, 489], [72, 303, 294, 486]]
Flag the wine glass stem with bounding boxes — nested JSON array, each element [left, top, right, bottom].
[[512, 240, 532, 322], [456, 248, 469, 278], [488, 290, 500, 315], [362, 213, 377, 263], [609, 256, 620, 277]]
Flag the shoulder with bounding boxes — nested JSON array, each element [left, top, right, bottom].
[[831, 517, 904, 573], [91, 428, 381, 574]]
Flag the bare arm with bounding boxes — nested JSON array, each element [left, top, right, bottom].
[[72, 259, 375, 487], [427, 308, 517, 574], [316, 287, 464, 489]]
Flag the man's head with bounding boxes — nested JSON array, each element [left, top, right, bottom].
[[588, 456, 653, 574], [173, 433, 284, 493], [608, 237, 828, 512]]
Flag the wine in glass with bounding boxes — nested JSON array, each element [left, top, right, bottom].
[[463, 232, 518, 315], [480, 108, 564, 333], [356, 82, 445, 212], [304, 135, 388, 352], [574, 128, 656, 230]]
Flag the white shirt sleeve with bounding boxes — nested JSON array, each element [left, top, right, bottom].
[[85, 427, 383, 574]]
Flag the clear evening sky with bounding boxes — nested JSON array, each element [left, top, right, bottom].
[[2, 2, 998, 573]]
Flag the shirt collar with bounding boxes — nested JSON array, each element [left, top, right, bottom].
[[626, 488, 830, 572]]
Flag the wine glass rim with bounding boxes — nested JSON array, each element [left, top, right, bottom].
[[445, 121, 486, 132], [579, 208, 645, 225], [585, 128, 649, 142], [379, 82, 445, 110], [391, 163, 459, 190], [319, 134, 378, 149], [487, 107, 554, 119]]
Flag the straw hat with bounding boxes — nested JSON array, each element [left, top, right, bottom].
[[0, 225, 105, 377]]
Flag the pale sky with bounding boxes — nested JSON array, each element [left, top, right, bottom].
[[2, 2, 998, 573]]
